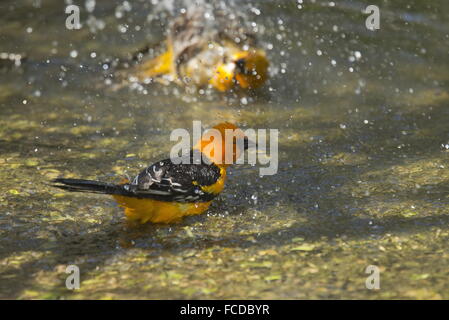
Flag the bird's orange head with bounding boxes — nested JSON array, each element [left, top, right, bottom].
[[209, 49, 269, 92], [194, 122, 251, 167]]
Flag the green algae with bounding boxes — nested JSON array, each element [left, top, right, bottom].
[[1, 0, 449, 300]]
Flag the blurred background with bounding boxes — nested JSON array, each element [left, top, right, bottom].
[[0, 0, 448, 299]]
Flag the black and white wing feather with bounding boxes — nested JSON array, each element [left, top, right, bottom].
[[52, 156, 222, 203], [124, 158, 221, 202]]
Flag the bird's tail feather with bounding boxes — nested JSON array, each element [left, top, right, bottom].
[[52, 178, 129, 196]]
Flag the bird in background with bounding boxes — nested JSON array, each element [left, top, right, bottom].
[[125, 5, 269, 92], [52, 123, 255, 224]]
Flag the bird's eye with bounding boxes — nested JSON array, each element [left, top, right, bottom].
[[235, 58, 246, 73]]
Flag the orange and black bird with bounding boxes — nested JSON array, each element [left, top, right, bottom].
[[52, 123, 253, 224], [126, 6, 269, 92]]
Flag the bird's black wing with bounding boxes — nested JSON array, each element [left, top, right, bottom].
[[125, 157, 222, 202]]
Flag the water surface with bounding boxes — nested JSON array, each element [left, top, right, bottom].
[[0, 0, 448, 299]]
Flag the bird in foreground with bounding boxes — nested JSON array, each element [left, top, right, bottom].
[[52, 123, 253, 224], [126, 6, 269, 92]]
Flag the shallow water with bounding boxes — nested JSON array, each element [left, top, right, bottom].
[[1, 0, 448, 299]]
